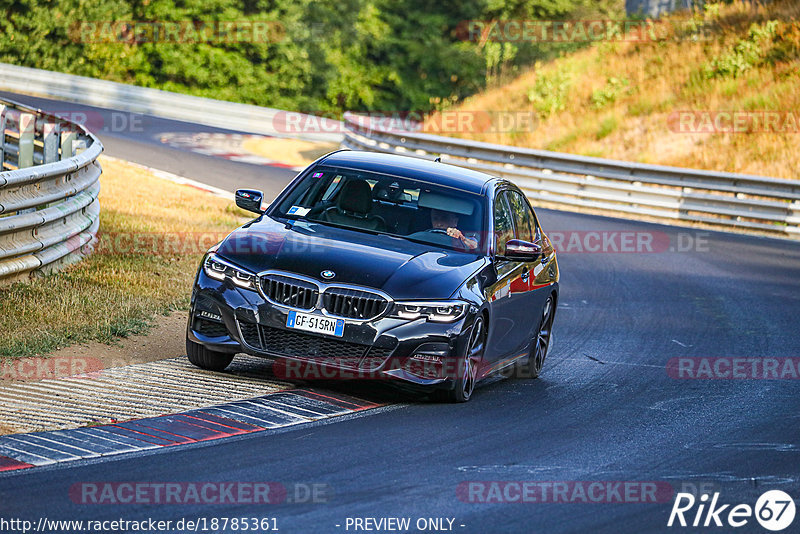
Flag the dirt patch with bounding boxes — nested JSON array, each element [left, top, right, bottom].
[[0, 312, 189, 386], [44, 311, 190, 371]]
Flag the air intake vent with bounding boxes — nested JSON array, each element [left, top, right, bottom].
[[194, 319, 229, 338], [322, 287, 388, 320], [237, 320, 396, 368], [260, 274, 319, 310]]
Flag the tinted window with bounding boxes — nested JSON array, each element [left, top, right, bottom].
[[506, 190, 534, 242], [273, 166, 486, 253], [493, 192, 514, 256]]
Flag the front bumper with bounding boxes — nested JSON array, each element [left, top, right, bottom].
[[187, 271, 475, 389]]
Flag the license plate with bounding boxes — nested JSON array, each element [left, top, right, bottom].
[[286, 311, 345, 337]]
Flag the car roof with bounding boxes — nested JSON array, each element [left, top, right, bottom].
[[318, 150, 497, 195]]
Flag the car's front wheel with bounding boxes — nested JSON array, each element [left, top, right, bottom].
[[186, 337, 234, 371], [437, 315, 485, 403]]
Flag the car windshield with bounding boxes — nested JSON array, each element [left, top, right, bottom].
[[273, 165, 487, 253]]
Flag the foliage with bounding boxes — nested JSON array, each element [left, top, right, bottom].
[[595, 115, 617, 139], [527, 65, 573, 117], [0, 0, 624, 114], [590, 76, 631, 109], [704, 20, 779, 78]]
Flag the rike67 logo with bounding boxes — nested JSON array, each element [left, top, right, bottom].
[[668, 490, 795, 531]]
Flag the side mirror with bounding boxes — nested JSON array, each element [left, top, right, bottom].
[[503, 239, 542, 261], [235, 189, 264, 214]]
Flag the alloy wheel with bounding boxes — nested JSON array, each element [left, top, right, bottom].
[[461, 316, 485, 400], [530, 296, 554, 377]]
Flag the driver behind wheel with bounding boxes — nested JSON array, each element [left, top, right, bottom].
[[430, 208, 479, 250]]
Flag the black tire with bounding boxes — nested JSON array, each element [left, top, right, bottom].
[[519, 294, 555, 379], [186, 337, 234, 371], [437, 315, 486, 403]]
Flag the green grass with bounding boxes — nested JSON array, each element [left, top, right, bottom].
[[545, 131, 579, 151], [596, 116, 619, 139]]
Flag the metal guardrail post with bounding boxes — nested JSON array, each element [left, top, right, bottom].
[[61, 131, 76, 160], [42, 120, 59, 164], [73, 139, 87, 155], [17, 112, 34, 168]]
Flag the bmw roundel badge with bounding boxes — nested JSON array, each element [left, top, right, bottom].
[[321, 270, 336, 280]]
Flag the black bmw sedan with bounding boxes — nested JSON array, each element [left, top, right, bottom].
[[187, 150, 559, 402]]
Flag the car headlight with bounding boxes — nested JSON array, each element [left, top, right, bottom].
[[390, 301, 468, 323], [203, 254, 257, 291]]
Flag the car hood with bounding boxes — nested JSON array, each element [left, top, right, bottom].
[[216, 217, 487, 300]]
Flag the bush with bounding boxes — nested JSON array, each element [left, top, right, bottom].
[[527, 66, 573, 117], [704, 20, 779, 79], [595, 115, 618, 139], [591, 76, 631, 109]]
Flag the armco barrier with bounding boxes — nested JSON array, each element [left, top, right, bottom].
[[0, 63, 342, 144], [342, 112, 800, 237], [0, 97, 102, 283]]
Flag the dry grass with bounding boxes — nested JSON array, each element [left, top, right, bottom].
[[0, 156, 249, 359], [429, 0, 800, 179]]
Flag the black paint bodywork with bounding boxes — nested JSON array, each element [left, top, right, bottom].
[[187, 150, 560, 392]]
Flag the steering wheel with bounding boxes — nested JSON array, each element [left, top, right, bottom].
[[306, 204, 331, 218], [427, 228, 449, 235]]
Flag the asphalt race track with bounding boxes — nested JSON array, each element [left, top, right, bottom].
[[1, 93, 799, 534]]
